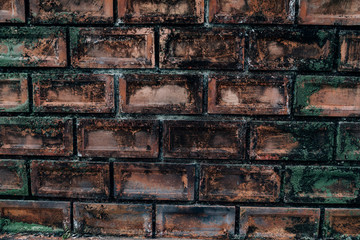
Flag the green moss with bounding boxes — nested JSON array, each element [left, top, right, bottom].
[[337, 125, 360, 161], [0, 218, 63, 233]]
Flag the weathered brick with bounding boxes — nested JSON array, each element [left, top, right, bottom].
[[163, 120, 245, 159], [339, 31, 360, 72], [299, 0, 360, 25], [295, 75, 360, 117], [285, 166, 360, 203], [0, 0, 25, 22], [0, 160, 27, 196], [0, 200, 70, 233], [77, 119, 159, 158], [30, 0, 113, 24], [250, 121, 335, 161], [249, 28, 334, 71], [337, 122, 360, 161], [0, 73, 28, 112], [118, 0, 204, 23], [156, 205, 235, 238], [160, 28, 245, 70], [74, 202, 152, 237], [0, 27, 67, 67], [71, 28, 155, 69], [0, 117, 73, 156], [239, 207, 320, 239], [31, 160, 110, 199], [324, 208, 360, 239], [114, 162, 195, 201], [119, 74, 202, 114], [209, 0, 294, 24], [33, 74, 114, 113], [200, 164, 281, 202], [208, 74, 290, 115]]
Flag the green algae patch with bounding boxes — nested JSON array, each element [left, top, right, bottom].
[[337, 123, 360, 161], [0, 218, 63, 233]]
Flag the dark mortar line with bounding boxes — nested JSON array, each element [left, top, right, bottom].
[[114, 75, 120, 117], [66, 27, 72, 68], [194, 163, 200, 202], [293, 0, 299, 25], [27, 74, 33, 114], [109, 161, 115, 201], [70, 201, 74, 232], [25, 159, 32, 197], [318, 207, 325, 239], [202, 73, 208, 115], [24, 0, 30, 25], [243, 122, 250, 163], [113, 0, 118, 24], [235, 205, 240, 235], [154, 25, 160, 70], [332, 27, 341, 72], [72, 118, 78, 157], [152, 203, 156, 238], [158, 120, 164, 162], [288, 73, 296, 120]]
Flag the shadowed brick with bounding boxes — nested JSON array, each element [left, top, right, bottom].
[[0, 73, 28, 112], [0, 117, 73, 156], [0, 160, 27, 196], [31, 160, 110, 199], [239, 207, 320, 239], [163, 120, 246, 159], [118, 0, 204, 23], [324, 208, 360, 239], [33, 74, 114, 113], [249, 28, 335, 71], [339, 31, 360, 72], [30, 0, 113, 24], [250, 121, 335, 161], [0, 200, 70, 233], [70, 27, 155, 69], [74, 202, 152, 237], [156, 205, 235, 238], [0, 27, 67, 67], [77, 119, 159, 158], [200, 164, 281, 202], [299, 0, 360, 25], [0, 0, 25, 22], [295, 75, 360, 117], [337, 122, 360, 161], [119, 74, 202, 114], [160, 28, 245, 70], [285, 166, 360, 203], [209, 0, 295, 24], [114, 162, 195, 200], [208, 74, 290, 115]]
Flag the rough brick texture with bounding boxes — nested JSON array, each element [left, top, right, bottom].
[[1, 0, 360, 239]]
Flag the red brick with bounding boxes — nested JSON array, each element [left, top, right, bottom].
[[156, 205, 235, 238], [119, 74, 202, 114], [77, 119, 159, 158], [200, 164, 281, 202], [163, 120, 245, 159], [0, 200, 70, 233], [339, 31, 360, 72], [118, 0, 204, 23], [209, 0, 294, 24], [160, 28, 245, 70], [249, 28, 334, 71], [285, 166, 360, 204], [0, 160, 27, 196], [324, 208, 360, 238], [0, 73, 28, 112], [31, 160, 109, 199], [30, 0, 113, 24], [299, 0, 360, 25], [0, 27, 67, 67], [74, 202, 152, 237], [0, 117, 73, 156], [33, 74, 114, 113], [0, 0, 25, 22], [250, 121, 335, 161], [208, 74, 290, 115], [71, 28, 155, 69], [239, 207, 320, 239], [114, 162, 195, 201]]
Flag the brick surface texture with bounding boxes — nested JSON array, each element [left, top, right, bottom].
[[0, 0, 360, 239]]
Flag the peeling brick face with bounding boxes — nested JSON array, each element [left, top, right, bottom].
[[2, 1, 360, 238]]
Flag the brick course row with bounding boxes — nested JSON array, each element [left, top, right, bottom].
[[2, 0, 360, 25], [0, 199, 359, 239]]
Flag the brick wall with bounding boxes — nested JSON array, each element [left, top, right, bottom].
[[0, 0, 360, 239]]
